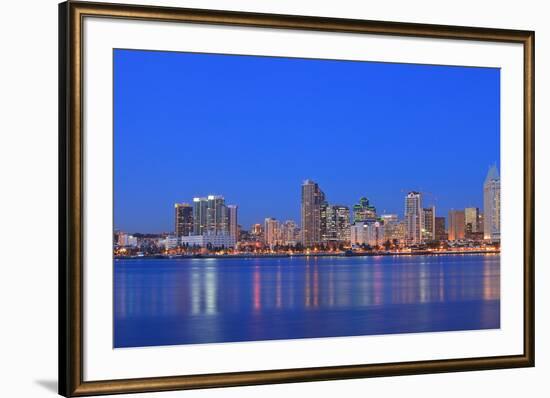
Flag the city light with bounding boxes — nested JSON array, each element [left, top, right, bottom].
[[114, 167, 500, 259]]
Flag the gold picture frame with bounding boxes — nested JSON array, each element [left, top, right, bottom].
[[59, 1, 535, 396]]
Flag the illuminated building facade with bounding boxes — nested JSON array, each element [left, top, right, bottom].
[[422, 206, 436, 241], [264, 217, 279, 247], [227, 205, 239, 239], [301, 180, 326, 246], [405, 192, 423, 244], [206, 195, 228, 233], [353, 197, 377, 223], [279, 220, 298, 246], [321, 204, 351, 242], [465, 207, 484, 240], [483, 165, 501, 241], [174, 203, 193, 237], [435, 216, 447, 241], [193, 195, 229, 235], [192, 197, 209, 235], [180, 232, 236, 249], [448, 210, 465, 241], [350, 221, 385, 247]]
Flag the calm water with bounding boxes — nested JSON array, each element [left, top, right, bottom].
[[114, 254, 500, 348]]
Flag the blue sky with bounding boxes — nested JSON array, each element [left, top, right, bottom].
[[114, 49, 500, 233]]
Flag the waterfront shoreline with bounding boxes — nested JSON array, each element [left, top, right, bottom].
[[115, 250, 500, 261]]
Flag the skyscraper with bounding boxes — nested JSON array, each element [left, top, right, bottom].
[[192, 197, 209, 235], [321, 204, 350, 242], [464, 207, 480, 233], [405, 192, 423, 244], [301, 180, 325, 247], [264, 217, 279, 247], [464, 207, 483, 239], [206, 195, 228, 233], [435, 217, 447, 241], [174, 203, 193, 237], [380, 214, 399, 243], [353, 197, 377, 223], [227, 205, 238, 239], [279, 220, 298, 246], [448, 210, 465, 241], [193, 195, 228, 235], [422, 206, 436, 241], [483, 165, 501, 241]]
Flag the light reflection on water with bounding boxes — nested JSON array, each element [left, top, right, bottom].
[[114, 254, 500, 348]]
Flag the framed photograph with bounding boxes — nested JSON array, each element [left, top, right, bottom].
[[59, 1, 535, 396]]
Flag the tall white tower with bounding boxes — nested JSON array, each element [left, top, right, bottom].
[[483, 165, 501, 241], [405, 192, 423, 244]]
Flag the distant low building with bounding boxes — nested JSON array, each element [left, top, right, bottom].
[[251, 223, 263, 238], [180, 232, 236, 249], [162, 235, 179, 249], [117, 232, 138, 247]]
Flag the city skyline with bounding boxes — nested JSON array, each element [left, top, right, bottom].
[[115, 167, 501, 256], [117, 168, 500, 237], [124, 165, 499, 244], [114, 49, 500, 233]]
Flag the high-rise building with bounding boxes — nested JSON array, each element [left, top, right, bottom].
[[301, 180, 325, 246], [206, 195, 228, 233], [279, 220, 298, 246], [464, 207, 484, 239], [193, 195, 228, 235], [380, 214, 399, 244], [227, 205, 239, 239], [350, 224, 362, 246], [405, 192, 423, 244], [321, 204, 350, 242], [353, 197, 377, 223], [478, 213, 484, 235], [435, 217, 447, 241], [320, 202, 329, 241], [383, 220, 407, 245], [422, 206, 436, 241], [448, 210, 465, 241], [174, 203, 193, 237], [264, 217, 279, 247], [192, 197, 209, 235], [483, 165, 501, 241]]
